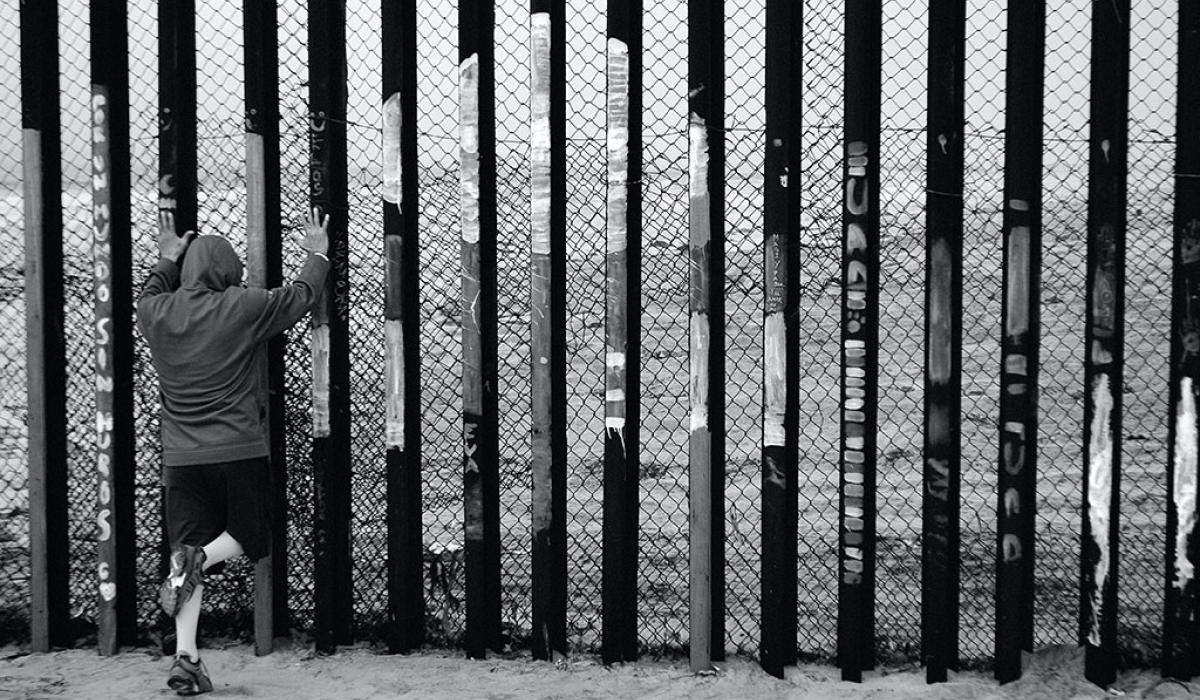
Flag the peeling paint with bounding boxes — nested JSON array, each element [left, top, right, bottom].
[[1175, 377, 1198, 590], [1087, 373, 1114, 645], [530, 13, 551, 256], [764, 312, 786, 447], [690, 312, 709, 433], [606, 38, 629, 253], [312, 324, 331, 438], [459, 53, 480, 244], [382, 91, 402, 206], [384, 319, 404, 448]]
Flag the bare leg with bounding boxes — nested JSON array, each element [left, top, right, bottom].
[[202, 531, 244, 570], [174, 583, 203, 660]]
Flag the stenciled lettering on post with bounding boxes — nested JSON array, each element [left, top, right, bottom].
[[999, 198, 1032, 565], [842, 140, 869, 586]]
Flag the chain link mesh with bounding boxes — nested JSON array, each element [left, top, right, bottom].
[[0, 0, 1184, 667]]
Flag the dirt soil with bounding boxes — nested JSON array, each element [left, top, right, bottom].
[[0, 642, 1195, 699]]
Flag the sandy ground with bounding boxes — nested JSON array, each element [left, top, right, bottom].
[[0, 642, 1196, 700]]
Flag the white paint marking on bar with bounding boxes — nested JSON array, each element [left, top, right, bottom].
[[384, 319, 405, 448], [690, 312, 709, 433], [382, 91, 402, 206], [688, 112, 708, 204], [459, 54, 480, 244], [312, 324, 331, 438], [1175, 377, 1198, 590], [605, 389, 625, 403], [606, 38, 630, 253], [764, 311, 787, 447], [1086, 373, 1113, 645], [605, 352, 626, 369], [530, 13, 551, 256]]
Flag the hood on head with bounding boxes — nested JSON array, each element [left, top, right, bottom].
[[181, 235, 244, 291]]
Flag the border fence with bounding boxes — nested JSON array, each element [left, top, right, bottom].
[[1, 0, 1198, 687]]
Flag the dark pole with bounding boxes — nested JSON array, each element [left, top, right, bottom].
[[1164, 0, 1200, 681], [92, 0, 136, 655], [460, 0, 502, 659], [687, 0, 725, 672], [839, 0, 881, 682], [602, 0, 642, 664], [1080, 0, 1128, 688], [995, 0, 1044, 685], [922, 0, 965, 684], [382, 0, 425, 654], [20, 0, 69, 654], [243, 0, 286, 655], [308, 0, 354, 652], [759, 0, 801, 679], [529, 0, 568, 661]]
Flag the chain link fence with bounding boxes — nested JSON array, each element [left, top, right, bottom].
[[0, 0, 1184, 668]]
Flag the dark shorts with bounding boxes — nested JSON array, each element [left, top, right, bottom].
[[164, 457, 273, 563]]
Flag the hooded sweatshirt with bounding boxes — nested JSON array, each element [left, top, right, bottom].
[[137, 235, 329, 466]]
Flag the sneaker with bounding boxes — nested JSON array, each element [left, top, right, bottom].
[[159, 545, 207, 617], [166, 654, 213, 696]]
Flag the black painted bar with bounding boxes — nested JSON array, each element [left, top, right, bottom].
[[528, 0, 568, 661], [308, 0, 354, 653], [381, 0, 425, 655], [1164, 0, 1200, 680], [460, 0, 502, 659], [687, 0, 725, 672], [995, 0, 1044, 685], [839, 0, 881, 682], [91, 0, 137, 655], [1080, 0, 1128, 688], [921, 0, 965, 684], [759, 0, 801, 679], [602, 0, 642, 664], [244, 0, 286, 655], [20, 0, 68, 654]]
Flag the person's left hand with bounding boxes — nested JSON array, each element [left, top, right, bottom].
[[157, 210, 197, 264]]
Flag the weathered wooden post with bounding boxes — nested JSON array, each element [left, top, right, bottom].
[[529, 0, 568, 661], [21, 0, 69, 654], [381, 0, 425, 655], [460, 0, 503, 658], [1164, 0, 1200, 680], [94, 0, 138, 656], [1080, 0, 1128, 687], [244, 0, 287, 656], [759, 0, 801, 680], [308, 0, 354, 652], [839, 0, 881, 682], [688, 0, 725, 672], [995, 0, 1044, 685], [602, 0, 642, 664], [922, 0, 965, 684]]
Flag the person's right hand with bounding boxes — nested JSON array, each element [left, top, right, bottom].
[[297, 206, 330, 256]]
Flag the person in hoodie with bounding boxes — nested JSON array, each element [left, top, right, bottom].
[[137, 207, 330, 696]]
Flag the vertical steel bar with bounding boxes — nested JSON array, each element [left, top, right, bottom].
[[922, 0, 966, 684], [460, 0, 502, 658], [995, 0, 1045, 685], [243, 0, 286, 655], [839, 0, 881, 681], [602, 0, 642, 664], [759, 0, 801, 679], [688, 0, 725, 672], [529, 0, 568, 661], [20, 0, 68, 654], [1080, 0, 1128, 688], [1164, 0, 1200, 681], [382, 0, 425, 655], [308, 0, 354, 652], [93, 0, 136, 655]]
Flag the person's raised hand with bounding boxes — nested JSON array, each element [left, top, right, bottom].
[[297, 206, 330, 257], [157, 210, 196, 264]]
